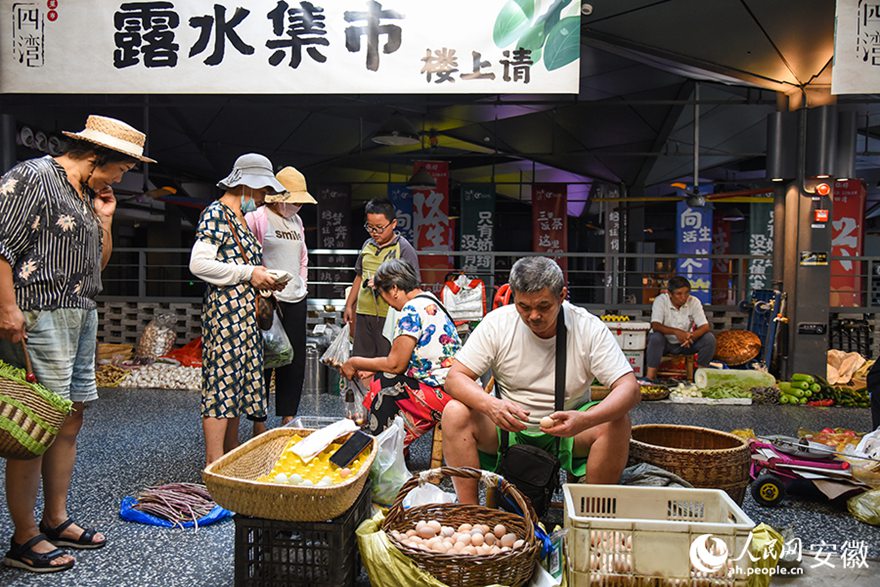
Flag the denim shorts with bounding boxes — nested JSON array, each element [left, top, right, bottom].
[[0, 308, 99, 403]]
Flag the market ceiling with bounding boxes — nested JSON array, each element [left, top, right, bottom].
[[3, 0, 879, 205]]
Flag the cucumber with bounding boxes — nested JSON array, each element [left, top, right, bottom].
[[790, 381, 810, 391], [791, 373, 815, 384], [778, 382, 793, 392], [810, 383, 821, 393], [804, 390, 813, 398], [792, 388, 804, 398], [779, 394, 789, 404]]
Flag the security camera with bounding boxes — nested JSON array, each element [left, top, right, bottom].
[[581, 3, 593, 16]]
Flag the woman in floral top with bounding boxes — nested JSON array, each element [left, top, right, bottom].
[[341, 259, 461, 446]]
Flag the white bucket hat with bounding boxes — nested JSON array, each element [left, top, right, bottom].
[[266, 166, 317, 204], [62, 115, 156, 163], [217, 153, 286, 194]]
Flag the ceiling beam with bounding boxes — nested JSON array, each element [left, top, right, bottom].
[[631, 81, 695, 190]]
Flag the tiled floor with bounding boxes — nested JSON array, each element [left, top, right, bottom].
[[0, 387, 877, 586]]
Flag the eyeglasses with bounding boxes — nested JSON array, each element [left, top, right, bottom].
[[364, 221, 392, 234]]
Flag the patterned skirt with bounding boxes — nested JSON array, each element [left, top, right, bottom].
[[362, 372, 451, 447], [200, 284, 266, 418]]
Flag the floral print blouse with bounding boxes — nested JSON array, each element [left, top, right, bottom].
[[394, 294, 462, 387]]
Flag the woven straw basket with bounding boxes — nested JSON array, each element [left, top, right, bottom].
[[383, 467, 540, 587], [203, 427, 375, 522], [0, 352, 72, 460], [629, 424, 751, 504]]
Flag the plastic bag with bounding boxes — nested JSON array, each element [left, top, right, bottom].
[[356, 512, 449, 587], [263, 312, 293, 370], [848, 489, 880, 526], [119, 496, 232, 529], [441, 275, 486, 322], [320, 323, 350, 368], [136, 312, 177, 359], [370, 415, 411, 506], [402, 483, 456, 509]]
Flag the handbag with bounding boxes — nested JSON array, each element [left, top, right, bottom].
[[495, 306, 567, 517], [223, 208, 279, 331]]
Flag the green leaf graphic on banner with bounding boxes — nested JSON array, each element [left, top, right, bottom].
[[494, 0, 535, 48], [543, 16, 580, 71]]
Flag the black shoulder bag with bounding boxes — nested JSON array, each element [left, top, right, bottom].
[[495, 306, 566, 517]]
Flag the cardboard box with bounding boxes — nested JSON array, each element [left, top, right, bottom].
[[606, 321, 651, 350], [624, 350, 645, 377]]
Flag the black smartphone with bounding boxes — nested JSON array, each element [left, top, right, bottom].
[[329, 431, 373, 468]]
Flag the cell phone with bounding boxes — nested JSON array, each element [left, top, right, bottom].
[[267, 269, 293, 285], [329, 431, 373, 468]]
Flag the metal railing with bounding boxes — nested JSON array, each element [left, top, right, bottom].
[[98, 247, 879, 312]]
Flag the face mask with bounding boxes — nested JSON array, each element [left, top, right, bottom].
[[240, 194, 257, 214], [279, 204, 302, 217]]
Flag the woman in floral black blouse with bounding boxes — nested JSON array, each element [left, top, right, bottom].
[[0, 115, 151, 573]]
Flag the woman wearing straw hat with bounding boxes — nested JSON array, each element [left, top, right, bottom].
[[189, 154, 286, 466], [245, 166, 317, 435], [0, 115, 151, 572]]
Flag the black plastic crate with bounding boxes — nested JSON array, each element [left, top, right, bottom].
[[234, 481, 371, 587], [829, 318, 872, 356]]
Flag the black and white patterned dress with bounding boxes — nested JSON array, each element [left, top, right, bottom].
[[195, 201, 265, 419]]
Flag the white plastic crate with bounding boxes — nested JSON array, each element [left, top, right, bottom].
[[564, 484, 755, 587], [606, 322, 651, 350]]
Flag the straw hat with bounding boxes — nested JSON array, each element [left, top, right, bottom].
[[217, 153, 286, 194], [266, 166, 317, 204], [62, 115, 156, 163]]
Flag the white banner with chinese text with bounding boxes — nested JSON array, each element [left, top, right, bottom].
[[2, 0, 581, 94], [832, 0, 880, 94]]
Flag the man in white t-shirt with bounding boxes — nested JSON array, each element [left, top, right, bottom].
[[442, 257, 640, 504], [644, 276, 717, 381]]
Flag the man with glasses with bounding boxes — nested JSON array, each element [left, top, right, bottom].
[[344, 198, 420, 359]]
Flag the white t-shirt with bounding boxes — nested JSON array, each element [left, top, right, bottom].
[[650, 293, 709, 343], [454, 302, 633, 427]]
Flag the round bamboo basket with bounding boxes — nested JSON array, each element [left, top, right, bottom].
[[203, 427, 375, 522], [629, 424, 750, 504], [383, 467, 540, 587]]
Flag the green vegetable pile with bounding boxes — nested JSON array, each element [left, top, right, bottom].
[[699, 384, 752, 400], [830, 386, 870, 408], [750, 386, 780, 404], [0, 360, 73, 414]]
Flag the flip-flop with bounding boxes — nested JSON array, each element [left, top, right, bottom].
[[3, 533, 75, 573], [39, 518, 106, 550]]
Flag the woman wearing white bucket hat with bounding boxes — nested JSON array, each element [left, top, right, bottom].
[[189, 153, 286, 466], [0, 115, 151, 573], [245, 166, 317, 435]]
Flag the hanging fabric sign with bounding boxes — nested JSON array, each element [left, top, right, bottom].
[[830, 179, 866, 306], [412, 161, 452, 291], [532, 183, 568, 271], [460, 184, 495, 275], [1, 0, 581, 94], [315, 184, 351, 298], [387, 183, 414, 244], [675, 200, 713, 304], [748, 204, 774, 295]]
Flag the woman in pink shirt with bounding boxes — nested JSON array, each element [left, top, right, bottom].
[[245, 166, 316, 434]]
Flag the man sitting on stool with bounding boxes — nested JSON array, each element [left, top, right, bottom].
[[645, 276, 716, 381]]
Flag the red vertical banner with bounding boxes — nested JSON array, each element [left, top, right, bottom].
[[711, 220, 732, 305], [532, 184, 568, 272], [831, 180, 866, 307], [412, 161, 452, 292]]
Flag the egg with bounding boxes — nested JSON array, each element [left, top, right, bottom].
[[484, 533, 496, 546], [339, 467, 351, 478], [427, 520, 442, 533], [288, 473, 303, 485], [453, 541, 467, 552], [432, 542, 449, 554], [441, 526, 455, 538], [500, 546, 511, 552], [493, 524, 507, 538], [540, 416, 555, 429], [273, 472, 288, 483], [500, 533, 517, 548], [418, 526, 437, 539], [405, 529, 417, 538], [300, 479, 313, 486], [470, 533, 484, 547], [463, 545, 477, 555], [459, 533, 472, 546], [458, 523, 472, 533], [416, 520, 427, 531], [513, 539, 525, 549]]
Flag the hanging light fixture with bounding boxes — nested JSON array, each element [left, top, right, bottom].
[[835, 110, 857, 181], [806, 105, 838, 179], [721, 207, 745, 221], [766, 111, 796, 182], [406, 166, 436, 190], [372, 113, 420, 146]]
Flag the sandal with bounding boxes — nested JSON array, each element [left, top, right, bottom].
[[39, 518, 106, 550], [3, 533, 75, 573]]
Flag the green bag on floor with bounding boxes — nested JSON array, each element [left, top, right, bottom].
[[356, 511, 510, 587]]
